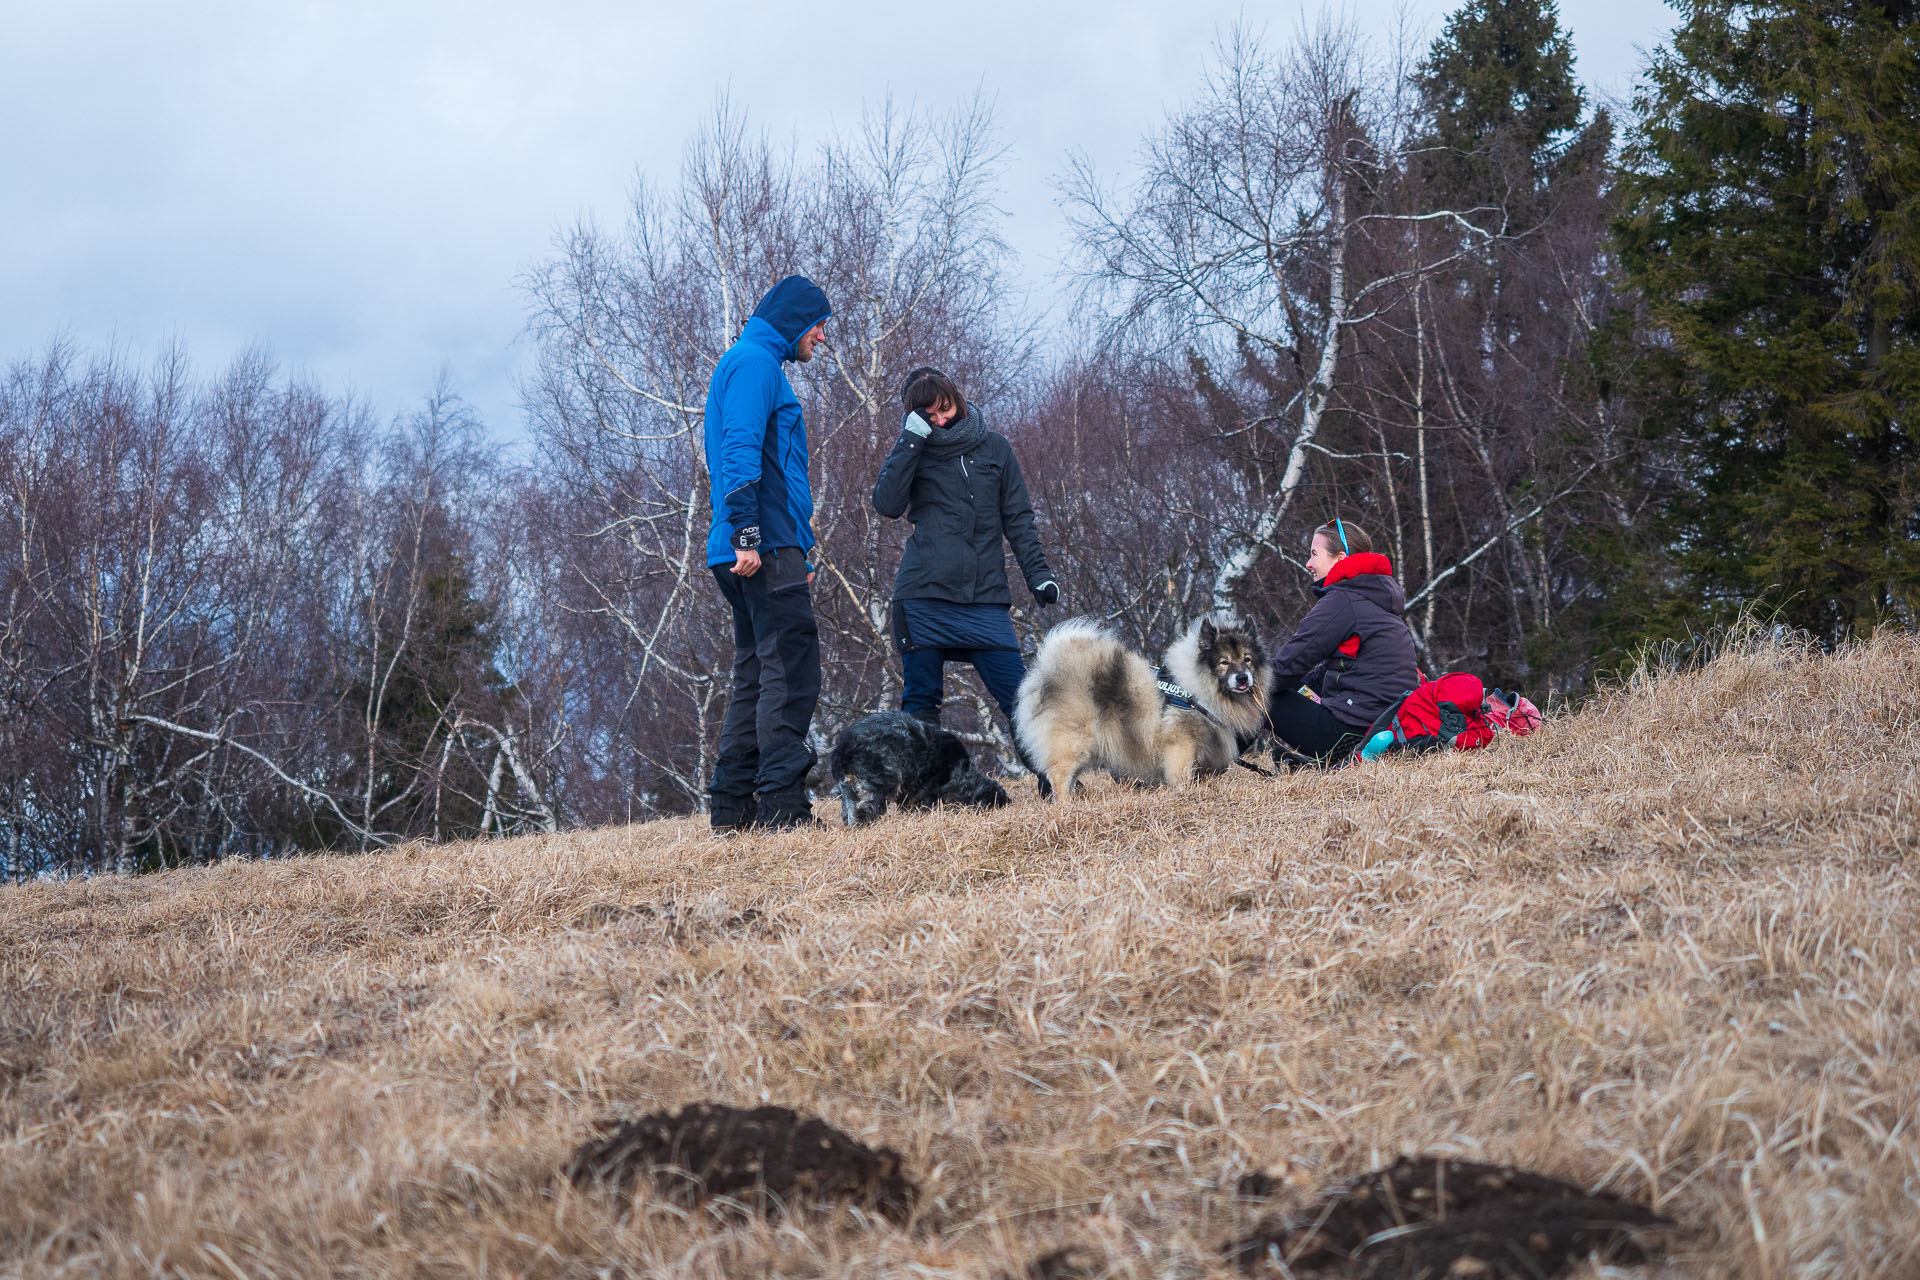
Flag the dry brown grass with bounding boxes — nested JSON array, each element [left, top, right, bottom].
[[4, 631, 1919, 1278]]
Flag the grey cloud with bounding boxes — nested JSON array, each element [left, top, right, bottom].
[[1, 0, 1674, 438]]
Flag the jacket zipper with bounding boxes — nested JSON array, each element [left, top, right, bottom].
[[959, 454, 977, 593]]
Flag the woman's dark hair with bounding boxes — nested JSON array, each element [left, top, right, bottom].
[[1313, 518, 1372, 557], [899, 366, 968, 420]]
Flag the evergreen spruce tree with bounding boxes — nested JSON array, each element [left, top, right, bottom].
[[1408, 0, 1646, 689], [314, 519, 512, 850], [1414, 0, 1587, 206], [1615, 0, 1920, 641]]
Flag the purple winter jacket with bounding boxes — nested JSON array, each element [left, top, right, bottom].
[[1269, 552, 1421, 729]]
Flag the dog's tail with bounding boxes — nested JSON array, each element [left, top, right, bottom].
[[1033, 615, 1111, 652], [1016, 617, 1134, 782]]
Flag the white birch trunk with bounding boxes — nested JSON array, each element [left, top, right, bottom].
[[1211, 168, 1349, 614]]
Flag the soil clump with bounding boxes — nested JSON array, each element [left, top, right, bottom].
[[1224, 1155, 1673, 1277], [565, 1102, 917, 1224], [1014, 1245, 1101, 1279]]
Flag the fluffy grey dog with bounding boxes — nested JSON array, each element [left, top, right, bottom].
[[828, 711, 1012, 826], [1015, 615, 1272, 798]]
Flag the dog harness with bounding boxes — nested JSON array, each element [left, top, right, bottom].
[[1152, 668, 1275, 776], [1153, 669, 1203, 711]]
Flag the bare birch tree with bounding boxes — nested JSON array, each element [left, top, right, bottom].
[[1063, 20, 1505, 614], [0, 348, 555, 876], [0, 347, 364, 872]]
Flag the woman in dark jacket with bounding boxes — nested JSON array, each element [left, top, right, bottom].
[[1267, 518, 1420, 764], [872, 368, 1058, 776]]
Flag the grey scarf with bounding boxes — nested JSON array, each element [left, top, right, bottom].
[[920, 407, 990, 459]]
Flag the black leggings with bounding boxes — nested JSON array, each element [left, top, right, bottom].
[[1268, 688, 1365, 764]]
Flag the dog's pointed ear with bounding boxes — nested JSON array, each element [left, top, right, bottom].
[[1198, 617, 1217, 646]]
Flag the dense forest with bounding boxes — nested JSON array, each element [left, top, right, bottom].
[[3, 0, 1915, 875]]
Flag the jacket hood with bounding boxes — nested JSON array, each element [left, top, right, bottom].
[[918, 407, 990, 458], [1321, 551, 1394, 586], [1319, 552, 1405, 616], [750, 275, 832, 358]]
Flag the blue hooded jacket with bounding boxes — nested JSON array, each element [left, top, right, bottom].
[[704, 275, 832, 566]]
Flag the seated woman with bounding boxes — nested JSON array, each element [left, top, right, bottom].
[[1266, 518, 1420, 765]]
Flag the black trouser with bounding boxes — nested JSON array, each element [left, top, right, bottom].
[[709, 548, 820, 817], [1268, 688, 1365, 764]]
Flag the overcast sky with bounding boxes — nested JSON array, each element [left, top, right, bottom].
[[2, 1, 1677, 440]]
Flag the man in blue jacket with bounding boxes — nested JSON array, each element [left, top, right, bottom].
[[703, 275, 832, 831]]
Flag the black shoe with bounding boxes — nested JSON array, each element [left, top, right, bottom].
[[757, 805, 823, 831], [709, 793, 758, 834], [756, 787, 821, 831]]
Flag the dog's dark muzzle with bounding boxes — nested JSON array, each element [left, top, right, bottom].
[[837, 781, 885, 826]]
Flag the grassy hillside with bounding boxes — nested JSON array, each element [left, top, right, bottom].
[[4, 632, 1918, 1278]]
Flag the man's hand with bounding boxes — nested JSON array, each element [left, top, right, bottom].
[[729, 523, 761, 575]]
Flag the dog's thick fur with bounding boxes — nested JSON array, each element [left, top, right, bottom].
[[829, 711, 1011, 825], [1014, 615, 1272, 797]]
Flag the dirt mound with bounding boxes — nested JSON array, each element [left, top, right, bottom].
[[1225, 1156, 1673, 1277], [1012, 1245, 1102, 1279], [564, 1102, 917, 1224]]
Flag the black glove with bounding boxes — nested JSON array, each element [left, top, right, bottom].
[[1033, 580, 1060, 607]]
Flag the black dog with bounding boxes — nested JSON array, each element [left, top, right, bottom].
[[828, 711, 1011, 825]]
